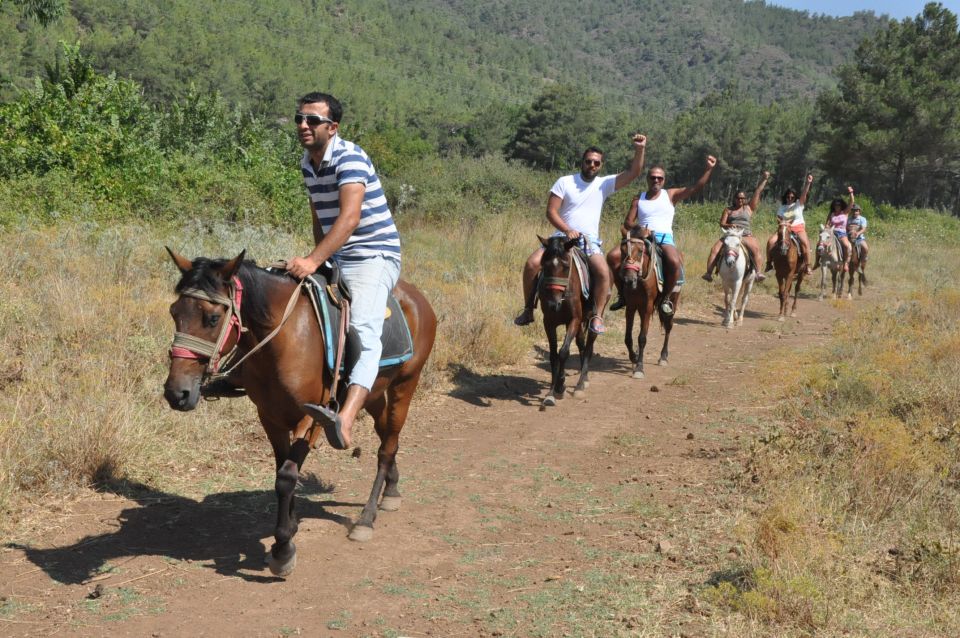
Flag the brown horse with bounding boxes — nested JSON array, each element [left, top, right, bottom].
[[614, 225, 676, 378], [846, 239, 867, 298], [772, 219, 807, 320], [538, 235, 597, 408], [163, 249, 436, 576]]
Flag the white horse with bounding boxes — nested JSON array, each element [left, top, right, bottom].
[[815, 224, 845, 300], [718, 227, 756, 328]]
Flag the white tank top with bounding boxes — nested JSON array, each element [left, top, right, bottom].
[[637, 191, 675, 234]]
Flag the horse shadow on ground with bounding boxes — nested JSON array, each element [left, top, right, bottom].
[[447, 363, 542, 407], [707, 303, 768, 321], [5, 473, 356, 585]]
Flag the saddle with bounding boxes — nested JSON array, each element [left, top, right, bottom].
[[303, 263, 414, 375]]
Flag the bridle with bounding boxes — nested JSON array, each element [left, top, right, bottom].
[[621, 235, 650, 280], [169, 274, 306, 381], [722, 231, 742, 263], [169, 277, 245, 377]]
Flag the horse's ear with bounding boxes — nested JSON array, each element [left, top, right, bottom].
[[166, 246, 193, 274], [537, 235, 548, 247], [820, 224, 825, 231], [563, 237, 580, 251], [221, 250, 246, 280]]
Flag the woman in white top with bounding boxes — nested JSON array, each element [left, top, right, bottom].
[[764, 173, 814, 275]]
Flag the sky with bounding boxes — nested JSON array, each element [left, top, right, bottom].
[[766, 0, 960, 20]]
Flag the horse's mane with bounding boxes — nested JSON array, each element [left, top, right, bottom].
[[174, 257, 283, 331]]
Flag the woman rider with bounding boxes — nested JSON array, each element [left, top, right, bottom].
[[846, 203, 869, 264], [701, 170, 770, 282], [765, 173, 814, 275], [823, 186, 855, 272]]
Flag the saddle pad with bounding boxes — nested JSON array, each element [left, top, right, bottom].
[[570, 248, 591, 299], [305, 274, 414, 371], [649, 240, 664, 293]]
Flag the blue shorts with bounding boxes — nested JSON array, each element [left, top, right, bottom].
[[653, 232, 675, 247], [854, 235, 866, 243], [833, 230, 848, 239]]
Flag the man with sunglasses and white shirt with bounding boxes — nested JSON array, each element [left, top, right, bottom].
[[514, 135, 647, 335], [286, 92, 399, 451]]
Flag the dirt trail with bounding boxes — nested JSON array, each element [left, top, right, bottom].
[[1, 290, 846, 637]]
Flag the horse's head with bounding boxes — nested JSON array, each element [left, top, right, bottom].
[[538, 235, 578, 312], [164, 247, 246, 411], [621, 225, 652, 289], [777, 219, 792, 255], [816, 223, 833, 258], [721, 227, 743, 266]]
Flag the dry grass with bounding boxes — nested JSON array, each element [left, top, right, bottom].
[[711, 273, 960, 634], [0, 205, 726, 528]]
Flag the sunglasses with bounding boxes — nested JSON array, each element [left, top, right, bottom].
[[648, 175, 664, 182], [583, 159, 602, 167], [295, 112, 335, 127]]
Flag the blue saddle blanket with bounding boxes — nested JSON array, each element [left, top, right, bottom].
[[305, 274, 414, 372]]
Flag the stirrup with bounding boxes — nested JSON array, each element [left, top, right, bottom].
[[660, 300, 674, 316]]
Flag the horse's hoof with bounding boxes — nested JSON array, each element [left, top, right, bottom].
[[349, 525, 374, 542], [554, 391, 565, 400], [542, 396, 556, 408], [266, 544, 297, 577], [632, 370, 645, 379], [658, 358, 668, 367], [573, 389, 586, 399], [379, 495, 402, 512], [790, 312, 797, 318], [778, 316, 785, 323], [582, 380, 590, 389]]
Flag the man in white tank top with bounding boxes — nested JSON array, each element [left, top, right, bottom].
[[514, 135, 647, 334], [607, 154, 717, 315]]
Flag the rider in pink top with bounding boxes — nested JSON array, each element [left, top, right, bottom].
[[822, 186, 855, 272]]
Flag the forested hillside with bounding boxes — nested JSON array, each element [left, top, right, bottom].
[[1, 1, 958, 211], [2, 0, 885, 123]]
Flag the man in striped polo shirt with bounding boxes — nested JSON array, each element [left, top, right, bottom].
[[286, 92, 400, 450]]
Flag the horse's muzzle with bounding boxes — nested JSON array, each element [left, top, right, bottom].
[[163, 374, 202, 411]]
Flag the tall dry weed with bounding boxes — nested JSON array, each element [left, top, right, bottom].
[[720, 281, 960, 633]]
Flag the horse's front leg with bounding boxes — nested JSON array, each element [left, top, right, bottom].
[[555, 319, 578, 398], [543, 323, 561, 407], [265, 422, 312, 577], [624, 299, 637, 364], [633, 297, 653, 377], [573, 328, 596, 398], [658, 291, 677, 365], [790, 274, 802, 317], [818, 264, 826, 300], [738, 277, 754, 326], [724, 279, 740, 328]]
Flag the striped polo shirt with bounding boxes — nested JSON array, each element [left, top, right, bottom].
[[300, 134, 401, 263]]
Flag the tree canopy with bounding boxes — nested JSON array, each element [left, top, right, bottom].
[[816, 2, 960, 208]]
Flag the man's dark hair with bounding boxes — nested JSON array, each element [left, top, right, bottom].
[[298, 92, 343, 122], [582, 147, 605, 161], [781, 188, 798, 205]]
